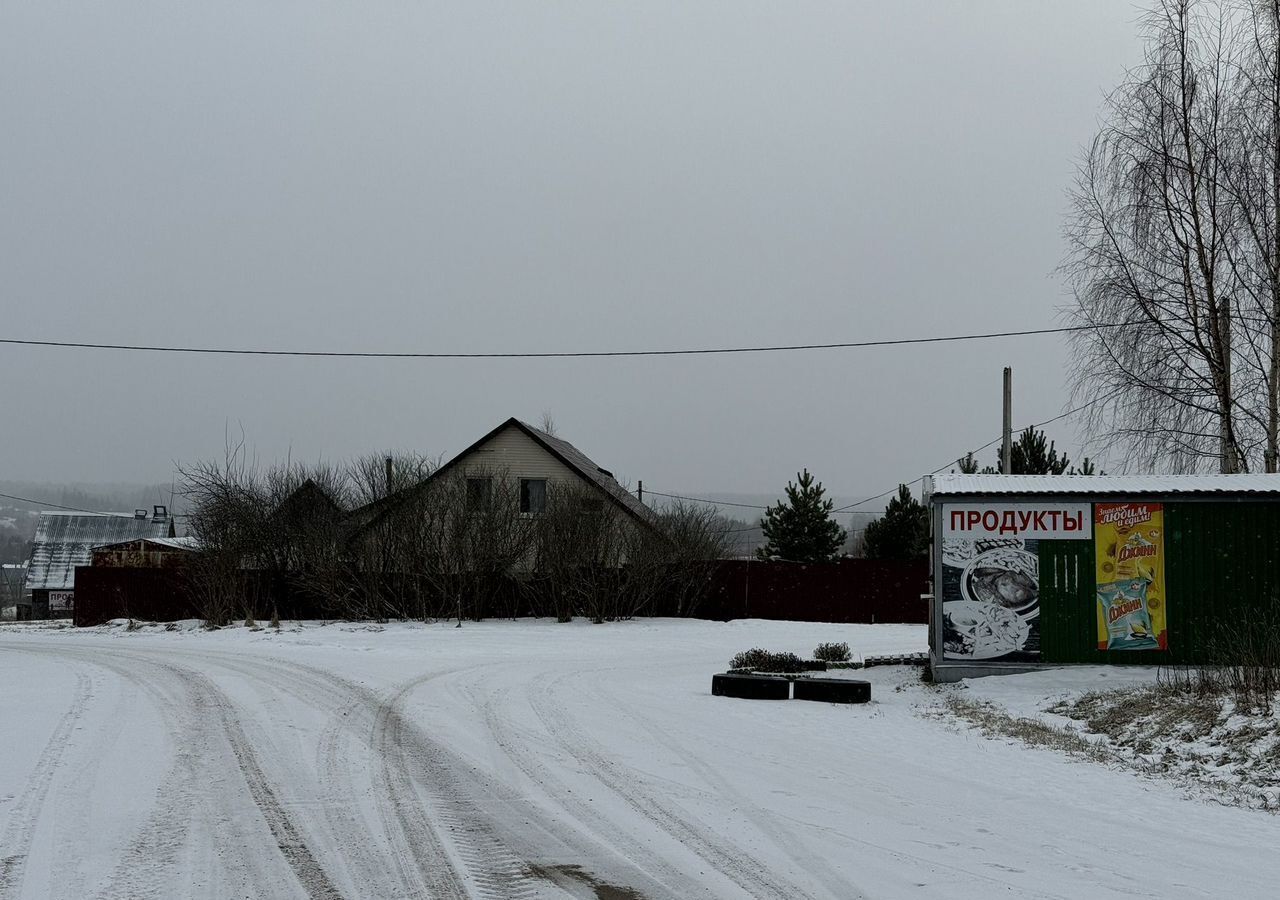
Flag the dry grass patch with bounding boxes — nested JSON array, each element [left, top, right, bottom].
[[940, 678, 1280, 811], [939, 696, 1110, 763]]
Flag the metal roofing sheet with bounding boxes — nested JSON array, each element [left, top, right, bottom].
[[91, 535, 199, 552], [25, 512, 173, 591], [928, 473, 1280, 497]]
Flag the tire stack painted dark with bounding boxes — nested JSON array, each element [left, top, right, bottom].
[[711, 673, 791, 700], [792, 678, 871, 704]]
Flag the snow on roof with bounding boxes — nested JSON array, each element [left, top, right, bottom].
[[92, 535, 200, 552], [151, 535, 199, 550], [25, 512, 174, 591], [928, 473, 1280, 497]]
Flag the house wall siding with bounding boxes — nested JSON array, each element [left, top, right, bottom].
[[457, 426, 584, 487]]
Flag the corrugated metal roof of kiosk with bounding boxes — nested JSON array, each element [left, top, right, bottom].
[[927, 473, 1280, 497]]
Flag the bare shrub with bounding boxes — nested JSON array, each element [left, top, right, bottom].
[[531, 483, 628, 623], [814, 641, 852, 663], [181, 439, 268, 626], [182, 438, 355, 624], [1205, 611, 1280, 713], [728, 648, 805, 674], [181, 443, 731, 626], [649, 501, 732, 618]]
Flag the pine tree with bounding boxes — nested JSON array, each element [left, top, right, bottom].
[[862, 484, 928, 560], [1071, 457, 1098, 475], [1008, 427, 1070, 474], [981, 428, 1101, 475], [756, 469, 847, 562]]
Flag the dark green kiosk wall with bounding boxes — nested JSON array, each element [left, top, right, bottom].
[[1038, 501, 1280, 665]]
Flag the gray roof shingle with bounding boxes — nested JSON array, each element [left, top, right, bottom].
[[515, 420, 654, 523]]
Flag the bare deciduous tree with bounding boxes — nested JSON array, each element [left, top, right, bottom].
[[1066, 0, 1246, 472], [1224, 0, 1280, 470], [1065, 0, 1280, 473], [182, 444, 729, 625]]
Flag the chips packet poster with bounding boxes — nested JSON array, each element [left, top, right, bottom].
[[1095, 502, 1167, 651]]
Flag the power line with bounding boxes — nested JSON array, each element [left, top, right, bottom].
[[831, 397, 1106, 512], [0, 323, 1120, 360], [0, 490, 160, 517], [643, 489, 769, 510], [4, 399, 1104, 530], [641, 397, 1107, 519]]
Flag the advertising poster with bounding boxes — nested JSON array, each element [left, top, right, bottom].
[[941, 503, 1091, 662], [1095, 503, 1167, 651]]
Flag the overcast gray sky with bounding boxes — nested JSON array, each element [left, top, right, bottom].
[[1, 1, 1145, 500]]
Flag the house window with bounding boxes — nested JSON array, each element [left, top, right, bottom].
[[466, 477, 491, 506], [520, 478, 547, 514]]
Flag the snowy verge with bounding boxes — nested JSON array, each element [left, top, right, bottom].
[[935, 666, 1280, 811]]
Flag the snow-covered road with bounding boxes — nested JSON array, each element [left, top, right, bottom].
[[0, 619, 1277, 899]]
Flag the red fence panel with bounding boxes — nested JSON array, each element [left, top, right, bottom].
[[73, 566, 201, 626], [699, 559, 928, 623]]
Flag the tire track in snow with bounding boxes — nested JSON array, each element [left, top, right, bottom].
[[130, 655, 346, 900], [595, 680, 863, 900], [371, 675, 542, 900], [584, 671, 1072, 900], [181, 649, 672, 900], [0, 664, 92, 900], [51, 670, 132, 900], [525, 668, 820, 900], [190, 666, 347, 900], [85, 652, 236, 900], [469, 682, 701, 899], [314, 687, 429, 898], [139, 649, 526, 899], [20, 646, 343, 900], [181, 650, 459, 899]]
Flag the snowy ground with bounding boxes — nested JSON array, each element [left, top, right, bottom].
[[948, 665, 1280, 809], [1, 619, 1278, 900]]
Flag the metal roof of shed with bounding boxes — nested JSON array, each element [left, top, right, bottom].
[[928, 473, 1280, 497], [92, 535, 199, 552], [25, 512, 173, 591]]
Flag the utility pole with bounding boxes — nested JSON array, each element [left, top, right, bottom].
[[1001, 367, 1013, 475], [637, 480, 644, 505], [385, 456, 394, 497]]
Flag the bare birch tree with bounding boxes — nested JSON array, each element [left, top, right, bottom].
[[1223, 0, 1280, 470], [1065, 0, 1249, 472]]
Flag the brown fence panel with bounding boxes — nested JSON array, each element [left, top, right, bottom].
[[74, 559, 928, 626], [699, 559, 928, 623], [73, 567, 335, 626], [73, 567, 201, 626]]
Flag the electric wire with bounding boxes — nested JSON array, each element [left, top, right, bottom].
[[0, 323, 1119, 360], [642, 397, 1107, 528]]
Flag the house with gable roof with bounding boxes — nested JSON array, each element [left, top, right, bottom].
[[431, 417, 652, 523], [22, 507, 175, 619], [347, 417, 653, 546]]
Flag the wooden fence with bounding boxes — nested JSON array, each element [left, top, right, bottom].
[[698, 558, 928, 623], [72, 557, 929, 626]]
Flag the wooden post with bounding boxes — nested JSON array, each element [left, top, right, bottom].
[[1001, 367, 1013, 475]]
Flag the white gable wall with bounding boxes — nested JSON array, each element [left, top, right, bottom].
[[456, 425, 588, 492]]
